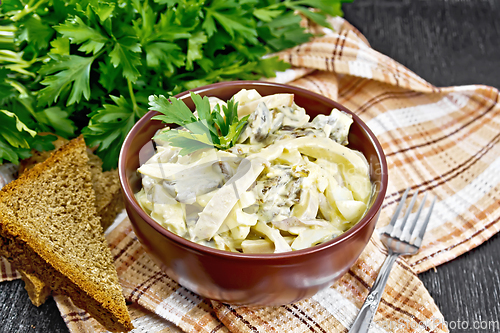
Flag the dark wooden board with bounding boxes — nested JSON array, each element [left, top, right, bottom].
[[1, 0, 499, 332]]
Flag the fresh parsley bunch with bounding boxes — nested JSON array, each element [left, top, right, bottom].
[[0, 0, 350, 169]]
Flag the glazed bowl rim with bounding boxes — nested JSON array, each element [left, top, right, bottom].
[[119, 80, 388, 261]]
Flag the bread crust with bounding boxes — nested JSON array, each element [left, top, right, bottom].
[[13, 136, 124, 307], [0, 136, 133, 332]]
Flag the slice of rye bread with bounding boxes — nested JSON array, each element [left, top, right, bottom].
[[85, 152, 124, 231], [0, 136, 133, 332], [20, 136, 124, 231], [16, 136, 124, 306]]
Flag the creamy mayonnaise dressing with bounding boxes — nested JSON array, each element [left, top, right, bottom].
[[136, 89, 371, 253]]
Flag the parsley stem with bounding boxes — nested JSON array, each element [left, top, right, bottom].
[[6, 80, 36, 117], [11, 0, 48, 21], [127, 79, 139, 115]]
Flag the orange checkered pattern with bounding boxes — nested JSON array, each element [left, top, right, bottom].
[[54, 218, 447, 333]]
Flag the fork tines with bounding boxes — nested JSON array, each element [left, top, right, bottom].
[[383, 187, 437, 250]]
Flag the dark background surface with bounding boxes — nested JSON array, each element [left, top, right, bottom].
[[1, 0, 500, 332]]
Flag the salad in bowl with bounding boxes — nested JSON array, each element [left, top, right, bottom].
[[135, 89, 372, 254]]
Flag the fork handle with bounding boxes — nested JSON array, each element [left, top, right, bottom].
[[348, 252, 400, 333]]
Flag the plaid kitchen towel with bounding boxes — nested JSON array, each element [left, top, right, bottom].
[[275, 17, 500, 274], [2, 16, 500, 332], [54, 215, 448, 333]]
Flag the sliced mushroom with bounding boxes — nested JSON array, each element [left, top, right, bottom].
[[249, 102, 272, 143], [310, 108, 353, 145]]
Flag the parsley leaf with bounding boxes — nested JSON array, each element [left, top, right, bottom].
[[49, 37, 70, 56], [36, 107, 77, 138], [54, 15, 108, 55], [0, 140, 30, 165], [0, 109, 36, 148], [253, 8, 284, 22], [108, 36, 142, 82], [82, 95, 144, 170], [37, 54, 96, 106], [207, 8, 257, 43], [0, 109, 36, 164], [149, 94, 196, 126], [89, 1, 116, 23], [97, 57, 122, 92], [186, 31, 207, 71], [145, 42, 185, 70], [18, 16, 54, 51], [157, 129, 215, 156], [150, 92, 249, 155]]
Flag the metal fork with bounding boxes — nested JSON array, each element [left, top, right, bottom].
[[348, 187, 437, 333]]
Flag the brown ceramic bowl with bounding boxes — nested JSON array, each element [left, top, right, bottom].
[[119, 80, 388, 306]]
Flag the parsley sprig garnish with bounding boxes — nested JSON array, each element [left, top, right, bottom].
[[150, 92, 249, 155]]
